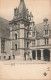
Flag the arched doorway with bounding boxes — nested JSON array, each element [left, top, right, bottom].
[[32, 50, 36, 60], [43, 49, 50, 61], [37, 50, 41, 60], [24, 52, 27, 60]]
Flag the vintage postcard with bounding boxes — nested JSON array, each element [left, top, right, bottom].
[[0, 0, 51, 80]]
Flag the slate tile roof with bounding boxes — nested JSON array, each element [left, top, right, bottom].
[[13, 0, 33, 21], [35, 22, 51, 38], [0, 17, 10, 39]]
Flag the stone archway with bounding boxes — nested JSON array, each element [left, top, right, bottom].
[[37, 50, 41, 60], [32, 50, 36, 60], [43, 49, 50, 61]]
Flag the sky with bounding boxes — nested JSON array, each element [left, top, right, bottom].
[[0, 0, 51, 23]]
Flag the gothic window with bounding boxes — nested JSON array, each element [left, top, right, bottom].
[[27, 42, 29, 48], [1, 39, 5, 53], [15, 34, 17, 40], [45, 30, 48, 35], [45, 38, 49, 45], [15, 44, 17, 51], [27, 32, 29, 38]]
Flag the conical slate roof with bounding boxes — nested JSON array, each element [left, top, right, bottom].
[[18, 0, 27, 14], [11, 0, 34, 22], [18, 0, 28, 18], [13, 0, 30, 19]]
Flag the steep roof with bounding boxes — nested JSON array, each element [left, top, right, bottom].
[[35, 22, 51, 38], [0, 17, 10, 39], [13, 0, 31, 20], [18, 0, 27, 16]]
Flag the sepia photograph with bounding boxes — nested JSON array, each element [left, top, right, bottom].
[[0, 0, 51, 80]]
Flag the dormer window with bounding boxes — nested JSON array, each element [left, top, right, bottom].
[[45, 30, 48, 35], [45, 38, 49, 45]]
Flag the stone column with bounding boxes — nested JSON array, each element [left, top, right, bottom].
[[29, 50, 32, 60], [36, 50, 37, 60], [41, 49, 44, 61], [26, 53, 28, 60], [50, 49, 51, 61]]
